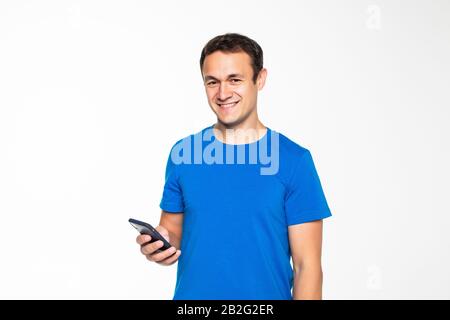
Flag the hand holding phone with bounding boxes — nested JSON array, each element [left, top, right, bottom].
[[130, 218, 181, 265], [129, 218, 173, 250]]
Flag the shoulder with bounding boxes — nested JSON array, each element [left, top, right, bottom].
[[275, 130, 311, 161], [166, 125, 213, 166], [169, 125, 211, 150], [270, 129, 315, 187]]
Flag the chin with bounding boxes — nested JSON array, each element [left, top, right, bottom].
[[217, 117, 243, 128]]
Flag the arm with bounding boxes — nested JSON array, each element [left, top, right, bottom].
[[288, 219, 324, 300], [159, 210, 184, 250]]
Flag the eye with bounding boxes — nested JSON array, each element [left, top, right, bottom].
[[230, 79, 242, 83], [206, 81, 217, 86]]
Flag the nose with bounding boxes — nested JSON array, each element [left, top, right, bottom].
[[217, 83, 233, 102]]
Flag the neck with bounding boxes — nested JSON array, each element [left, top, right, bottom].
[[213, 116, 267, 145]]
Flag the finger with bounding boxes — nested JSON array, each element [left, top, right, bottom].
[[136, 234, 151, 245], [155, 227, 170, 242], [155, 225, 169, 237], [141, 240, 164, 255], [158, 250, 181, 266], [148, 246, 177, 262]]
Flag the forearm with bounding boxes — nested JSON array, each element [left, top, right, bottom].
[[292, 266, 323, 300], [159, 211, 183, 250]]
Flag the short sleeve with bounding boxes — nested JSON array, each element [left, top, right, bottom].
[[159, 145, 184, 213], [284, 150, 332, 225]]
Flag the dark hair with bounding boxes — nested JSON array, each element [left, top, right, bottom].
[[199, 33, 264, 83]]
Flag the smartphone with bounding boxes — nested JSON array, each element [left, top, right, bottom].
[[129, 218, 173, 251]]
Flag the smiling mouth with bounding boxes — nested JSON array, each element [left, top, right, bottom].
[[217, 101, 240, 109]]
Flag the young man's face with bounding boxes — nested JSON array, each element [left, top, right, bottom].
[[202, 51, 266, 128]]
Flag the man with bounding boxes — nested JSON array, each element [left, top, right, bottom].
[[136, 33, 332, 300]]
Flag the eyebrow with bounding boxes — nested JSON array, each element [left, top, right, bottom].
[[204, 74, 245, 82]]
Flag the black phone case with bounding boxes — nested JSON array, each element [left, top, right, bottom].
[[129, 218, 172, 251]]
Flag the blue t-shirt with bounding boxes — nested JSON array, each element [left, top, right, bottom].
[[159, 124, 332, 300]]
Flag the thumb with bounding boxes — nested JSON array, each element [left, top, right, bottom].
[[156, 225, 169, 241]]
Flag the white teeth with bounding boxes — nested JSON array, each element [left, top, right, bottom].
[[219, 101, 238, 108]]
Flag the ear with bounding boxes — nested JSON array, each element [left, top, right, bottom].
[[257, 68, 267, 90]]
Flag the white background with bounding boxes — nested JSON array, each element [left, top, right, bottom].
[[0, 0, 449, 299]]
